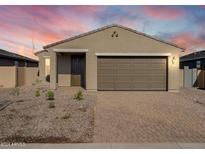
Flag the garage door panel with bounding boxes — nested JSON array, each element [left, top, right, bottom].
[[116, 75, 131, 82], [97, 57, 167, 91], [116, 64, 130, 69], [98, 84, 115, 90], [132, 75, 166, 79], [115, 82, 132, 90], [98, 77, 114, 82], [98, 69, 114, 75], [116, 69, 131, 74]]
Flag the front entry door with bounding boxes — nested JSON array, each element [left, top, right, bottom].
[[71, 55, 86, 88]]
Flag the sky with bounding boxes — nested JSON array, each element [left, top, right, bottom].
[[0, 5, 205, 59]]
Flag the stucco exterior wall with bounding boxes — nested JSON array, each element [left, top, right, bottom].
[[0, 66, 16, 88], [44, 26, 182, 91], [24, 67, 39, 85], [17, 67, 25, 86], [17, 67, 39, 86]]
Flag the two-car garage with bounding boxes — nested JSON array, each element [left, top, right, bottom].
[[97, 56, 168, 91]]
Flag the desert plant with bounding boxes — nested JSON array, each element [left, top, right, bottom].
[[10, 87, 20, 96], [46, 90, 55, 108], [46, 90, 54, 100], [73, 90, 83, 101], [35, 89, 40, 97]]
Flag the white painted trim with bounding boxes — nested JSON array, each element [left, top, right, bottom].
[[95, 53, 172, 56], [53, 49, 88, 52]]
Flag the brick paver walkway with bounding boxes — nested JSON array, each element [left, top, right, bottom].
[[94, 88, 205, 143]]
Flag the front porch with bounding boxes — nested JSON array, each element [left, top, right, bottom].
[[50, 50, 87, 89]]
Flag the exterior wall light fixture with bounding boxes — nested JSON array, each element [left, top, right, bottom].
[[172, 56, 176, 64]]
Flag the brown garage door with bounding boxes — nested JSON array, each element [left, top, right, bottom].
[[97, 57, 167, 91]]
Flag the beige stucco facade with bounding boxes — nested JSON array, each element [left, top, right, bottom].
[[17, 67, 39, 86], [36, 25, 184, 91]]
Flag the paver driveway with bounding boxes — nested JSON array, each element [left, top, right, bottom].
[[94, 88, 205, 143]]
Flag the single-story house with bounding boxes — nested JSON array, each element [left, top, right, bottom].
[[0, 49, 39, 88], [180, 50, 205, 89], [35, 24, 185, 91]]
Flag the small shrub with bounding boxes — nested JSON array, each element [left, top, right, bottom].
[[10, 87, 20, 96], [35, 89, 40, 97], [46, 90, 54, 100], [73, 90, 83, 101]]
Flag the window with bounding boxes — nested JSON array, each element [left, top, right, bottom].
[[45, 57, 50, 76]]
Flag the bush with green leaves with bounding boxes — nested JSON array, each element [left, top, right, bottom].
[[46, 90, 54, 100], [35, 89, 40, 97], [73, 90, 83, 101]]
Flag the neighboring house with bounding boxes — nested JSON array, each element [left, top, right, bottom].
[[35, 24, 184, 91], [0, 49, 38, 67], [180, 50, 205, 70], [180, 50, 205, 89], [0, 49, 39, 88]]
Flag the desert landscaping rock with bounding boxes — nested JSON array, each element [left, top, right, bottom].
[[0, 86, 96, 143], [1, 86, 205, 143]]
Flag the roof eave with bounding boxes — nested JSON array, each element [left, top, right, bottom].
[[34, 50, 48, 55]]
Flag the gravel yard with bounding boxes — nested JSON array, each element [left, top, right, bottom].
[[1, 86, 205, 144], [94, 88, 205, 143], [0, 86, 96, 143]]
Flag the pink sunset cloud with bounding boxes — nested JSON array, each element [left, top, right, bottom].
[[0, 6, 205, 59], [0, 39, 37, 59], [143, 6, 185, 20], [171, 32, 205, 53], [0, 6, 93, 59], [67, 5, 105, 14]]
